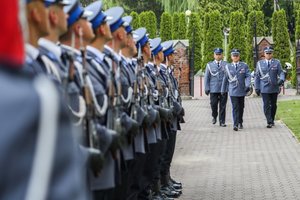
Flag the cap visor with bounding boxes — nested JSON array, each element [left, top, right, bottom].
[[82, 10, 93, 18]]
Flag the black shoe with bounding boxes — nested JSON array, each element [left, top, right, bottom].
[[170, 177, 182, 186], [238, 123, 243, 129], [168, 180, 182, 190], [160, 186, 180, 198], [271, 122, 275, 126], [267, 124, 272, 128], [212, 118, 217, 124], [233, 126, 238, 131], [220, 123, 227, 127]]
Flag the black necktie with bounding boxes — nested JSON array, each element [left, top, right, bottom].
[[267, 61, 270, 68], [217, 62, 220, 68], [235, 64, 237, 69]]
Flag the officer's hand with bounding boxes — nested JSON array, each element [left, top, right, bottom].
[[278, 79, 284, 86], [128, 119, 139, 138], [245, 87, 250, 93], [255, 89, 260, 96], [88, 148, 105, 177], [205, 90, 210, 96]]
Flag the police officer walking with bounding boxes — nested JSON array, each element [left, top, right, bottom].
[[204, 48, 228, 127], [254, 46, 285, 128], [221, 49, 251, 131]]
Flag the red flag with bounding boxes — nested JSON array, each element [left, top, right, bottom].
[[0, 0, 24, 67]]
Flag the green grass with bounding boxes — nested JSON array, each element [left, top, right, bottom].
[[276, 100, 300, 138]]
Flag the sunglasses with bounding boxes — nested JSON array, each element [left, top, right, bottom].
[[215, 53, 221, 56], [266, 53, 272, 55]]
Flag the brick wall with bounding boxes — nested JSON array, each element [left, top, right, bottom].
[[258, 39, 272, 60], [173, 42, 190, 96]]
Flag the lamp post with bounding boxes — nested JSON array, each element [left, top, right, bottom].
[[185, 10, 191, 25], [296, 40, 300, 94], [223, 28, 230, 61], [185, 9, 194, 96], [253, 14, 259, 69]]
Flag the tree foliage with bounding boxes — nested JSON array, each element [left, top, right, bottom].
[[187, 12, 202, 72], [272, 10, 290, 67], [130, 11, 140, 30], [228, 11, 246, 61], [245, 11, 265, 70], [172, 12, 180, 39], [160, 12, 172, 41], [178, 12, 187, 39], [203, 11, 223, 66], [139, 11, 157, 38], [148, 11, 157, 38]]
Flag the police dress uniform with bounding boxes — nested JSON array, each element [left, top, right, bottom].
[[254, 46, 285, 127], [84, 2, 122, 199], [221, 49, 251, 131], [204, 48, 228, 126]]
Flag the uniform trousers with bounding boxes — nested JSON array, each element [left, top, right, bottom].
[[160, 130, 177, 184], [261, 93, 278, 124], [126, 153, 147, 200], [230, 96, 245, 127], [210, 92, 227, 123], [93, 188, 114, 200]]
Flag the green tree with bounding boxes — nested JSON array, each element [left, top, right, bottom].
[[228, 11, 246, 61], [160, 12, 172, 41], [203, 11, 223, 66], [187, 12, 202, 72], [172, 12, 180, 39], [148, 11, 157, 38], [130, 11, 140, 30], [245, 11, 265, 70], [139, 12, 151, 35], [272, 10, 290, 68], [178, 12, 187, 39]]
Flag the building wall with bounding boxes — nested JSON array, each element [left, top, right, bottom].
[[173, 42, 190, 96]]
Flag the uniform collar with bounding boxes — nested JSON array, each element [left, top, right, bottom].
[[148, 62, 154, 67], [160, 63, 167, 70], [265, 59, 272, 63], [25, 43, 39, 60], [38, 38, 62, 60], [87, 45, 105, 61], [104, 45, 121, 62], [61, 44, 81, 56], [215, 60, 221, 64]]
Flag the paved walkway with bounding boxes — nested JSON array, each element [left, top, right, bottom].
[[172, 95, 300, 200]]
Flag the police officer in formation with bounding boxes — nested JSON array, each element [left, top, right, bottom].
[[204, 48, 228, 127], [2, 0, 186, 199], [254, 46, 285, 128], [221, 49, 251, 131]]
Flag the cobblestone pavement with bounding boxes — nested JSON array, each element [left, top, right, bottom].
[[172, 96, 300, 200]]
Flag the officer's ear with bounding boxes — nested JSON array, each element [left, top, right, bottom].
[[28, 6, 43, 24], [74, 24, 82, 37], [48, 8, 57, 26]]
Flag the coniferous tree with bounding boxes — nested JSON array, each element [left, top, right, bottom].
[[130, 11, 140, 30], [160, 12, 172, 41], [228, 11, 246, 61], [148, 11, 157, 38], [178, 12, 187, 39], [272, 10, 290, 68], [245, 11, 265, 70], [172, 12, 180, 39], [203, 11, 223, 66], [187, 12, 202, 72]]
